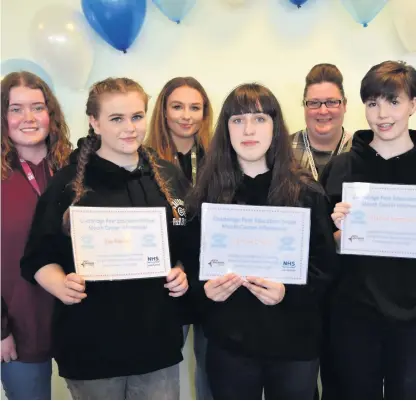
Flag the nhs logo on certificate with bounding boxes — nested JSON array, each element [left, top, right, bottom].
[[199, 203, 311, 285]]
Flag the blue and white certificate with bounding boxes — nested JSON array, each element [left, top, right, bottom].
[[199, 203, 311, 284], [70, 206, 171, 281], [341, 183, 416, 259]]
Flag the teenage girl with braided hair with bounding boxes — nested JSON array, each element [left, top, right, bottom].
[[21, 77, 193, 400]]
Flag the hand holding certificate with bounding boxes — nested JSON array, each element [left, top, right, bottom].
[[199, 203, 311, 284], [70, 206, 171, 281], [340, 183, 416, 259]]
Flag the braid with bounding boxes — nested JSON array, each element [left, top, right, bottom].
[[62, 77, 150, 233], [142, 148, 179, 219], [62, 129, 99, 233]]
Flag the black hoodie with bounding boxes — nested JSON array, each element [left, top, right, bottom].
[[188, 171, 339, 360], [20, 145, 194, 380], [320, 129, 416, 322]]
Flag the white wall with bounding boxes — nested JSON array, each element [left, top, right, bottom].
[[1, 0, 415, 399], [1, 0, 415, 142]]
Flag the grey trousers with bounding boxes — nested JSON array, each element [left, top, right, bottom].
[[65, 364, 179, 400]]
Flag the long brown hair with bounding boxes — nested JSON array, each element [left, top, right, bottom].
[[188, 83, 311, 213], [1, 71, 72, 180], [145, 77, 213, 164], [62, 77, 179, 231]]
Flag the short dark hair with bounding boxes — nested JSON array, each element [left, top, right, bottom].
[[360, 60, 416, 103], [303, 63, 345, 100]]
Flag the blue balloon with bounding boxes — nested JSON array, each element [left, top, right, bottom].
[[289, 0, 308, 8], [1, 58, 54, 91], [340, 0, 388, 27], [81, 0, 147, 53], [153, 0, 196, 24]]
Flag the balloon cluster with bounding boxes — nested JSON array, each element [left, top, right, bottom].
[[2, 0, 415, 89], [1, 0, 196, 90]]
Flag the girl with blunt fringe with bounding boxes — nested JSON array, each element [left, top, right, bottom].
[[146, 76, 214, 400], [186, 83, 338, 400], [1, 71, 72, 400], [321, 61, 416, 399], [20, 78, 193, 400]]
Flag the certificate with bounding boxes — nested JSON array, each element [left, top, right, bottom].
[[199, 203, 311, 284], [340, 183, 416, 259], [70, 206, 171, 281]]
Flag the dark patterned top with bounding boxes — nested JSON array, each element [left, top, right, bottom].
[[290, 129, 353, 178]]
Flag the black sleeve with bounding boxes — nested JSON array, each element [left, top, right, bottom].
[[165, 163, 192, 267], [305, 188, 340, 298], [180, 214, 214, 320], [1, 297, 11, 340], [169, 165, 204, 295], [283, 185, 339, 305], [320, 155, 347, 231], [20, 169, 74, 284]]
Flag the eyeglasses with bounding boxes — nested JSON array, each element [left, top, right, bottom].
[[304, 99, 343, 109]]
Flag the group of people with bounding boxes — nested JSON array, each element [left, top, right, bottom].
[[1, 60, 415, 400]]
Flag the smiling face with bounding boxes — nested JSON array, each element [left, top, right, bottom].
[[89, 91, 147, 161], [304, 82, 346, 141], [228, 112, 273, 169], [365, 91, 416, 143], [165, 86, 204, 141], [7, 86, 50, 149]]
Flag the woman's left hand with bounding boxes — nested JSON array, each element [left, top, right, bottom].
[[165, 266, 188, 297], [242, 277, 285, 306]]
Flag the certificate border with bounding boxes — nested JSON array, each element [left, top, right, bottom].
[[70, 206, 171, 280], [200, 203, 310, 283], [341, 183, 416, 258]]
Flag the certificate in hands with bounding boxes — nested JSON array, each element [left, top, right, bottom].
[[70, 206, 171, 281], [199, 203, 311, 284], [340, 183, 416, 259]]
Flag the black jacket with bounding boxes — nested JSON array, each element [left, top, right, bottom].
[[320, 129, 416, 322], [176, 145, 205, 185], [20, 147, 194, 380], [189, 171, 338, 360]]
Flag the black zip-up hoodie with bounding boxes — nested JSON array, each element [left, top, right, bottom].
[[20, 146, 193, 380], [320, 129, 416, 322], [188, 171, 339, 360]]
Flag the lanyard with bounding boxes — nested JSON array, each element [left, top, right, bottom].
[[190, 144, 197, 187], [302, 129, 347, 181], [19, 158, 52, 197], [175, 144, 198, 187]]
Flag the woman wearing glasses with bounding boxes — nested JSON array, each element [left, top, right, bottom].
[[290, 63, 352, 399], [290, 64, 352, 181]]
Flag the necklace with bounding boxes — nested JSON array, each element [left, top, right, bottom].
[[302, 129, 347, 181]]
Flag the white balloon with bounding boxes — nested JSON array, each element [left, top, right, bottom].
[[391, 0, 416, 53], [29, 5, 94, 90]]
